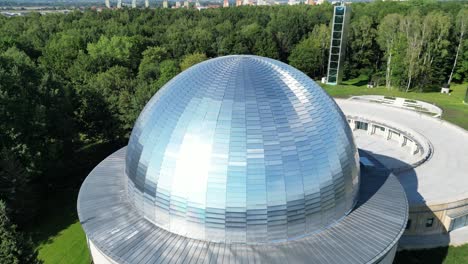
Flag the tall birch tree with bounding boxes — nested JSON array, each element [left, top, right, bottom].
[[401, 13, 423, 92], [448, 9, 468, 85], [377, 14, 403, 90]]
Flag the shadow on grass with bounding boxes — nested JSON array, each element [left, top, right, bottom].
[[341, 75, 369, 87], [28, 142, 121, 246], [394, 247, 449, 264]]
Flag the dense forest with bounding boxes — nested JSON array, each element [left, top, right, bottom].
[[0, 1, 467, 261]]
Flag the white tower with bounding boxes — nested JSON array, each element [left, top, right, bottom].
[[117, 0, 122, 8], [132, 0, 137, 8], [326, 4, 351, 85], [145, 0, 149, 7], [105, 0, 111, 8]]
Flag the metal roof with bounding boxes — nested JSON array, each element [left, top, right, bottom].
[[78, 147, 407, 264], [125, 55, 359, 243]]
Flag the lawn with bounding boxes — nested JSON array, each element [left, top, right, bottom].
[[29, 142, 120, 264], [36, 221, 90, 264], [31, 187, 91, 264], [30, 81, 468, 264], [320, 78, 468, 130], [394, 244, 468, 264]]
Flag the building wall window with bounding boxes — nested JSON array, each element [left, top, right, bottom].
[[451, 215, 468, 231], [374, 125, 385, 132], [390, 130, 400, 137], [356, 121, 368, 131], [426, 218, 434, 228]]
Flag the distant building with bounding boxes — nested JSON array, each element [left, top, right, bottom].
[[175, 1, 181, 7], [236, 0, 242, 6], [105, 0, 111, 8], [223, 0, 229, 7], [184, 0, 189, 8], [163, 0, 168, 8]]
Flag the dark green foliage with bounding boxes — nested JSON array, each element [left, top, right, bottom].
[[289, 24, 330, 79], [0, 200, 40, 264]]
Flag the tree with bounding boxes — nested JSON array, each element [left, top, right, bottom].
[[253, 32, 279, 59], [0, 47, 45, 175], [75, 66, 135, 141], [267, 7, 313, 60], [0, 200, 40, 264], [348, 15, 378, 77], [87, 35, 136, 70], [156, 59, 180, 87], [418, 11, 451, 89], [0, 150, 33, 224], [288, 24, 330, 78], [138, 46, 168, 81], [401, 13, 424, 92], [40, 30, 85, 76], [377, 14, 403, 89], [180, 52, 207, 71], [191, 27, 214, 55], [448, 9, 468, 84]]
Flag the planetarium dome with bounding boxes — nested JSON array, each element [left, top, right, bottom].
[[125, 55, 360, 244]]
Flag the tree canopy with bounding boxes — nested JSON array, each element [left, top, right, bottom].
[[0, 200, 40, 264]]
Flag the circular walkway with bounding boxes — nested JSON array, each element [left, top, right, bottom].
[[349, 95, 443, 118], [336, 99, 468, 206]]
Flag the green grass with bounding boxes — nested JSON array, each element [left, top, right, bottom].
[[36, 221, 90, 264], [31, 188, 91, 264], [321, 79, 468, 130], [28, 142, 120, 264], [395, 244, 468, 264]]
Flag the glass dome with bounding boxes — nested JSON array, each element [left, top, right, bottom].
[[125, 55, 359, 244]]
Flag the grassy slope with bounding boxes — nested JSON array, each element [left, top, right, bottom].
[[36, 221, 90, 264], [33, 189, 90, 264], [32, 81, 467, 264], [31, 143, 119, 264], [321, 78, 468, 130], [395, 244, 468, 264]]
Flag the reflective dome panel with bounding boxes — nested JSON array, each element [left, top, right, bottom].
[[125, 55, 359, 243]]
